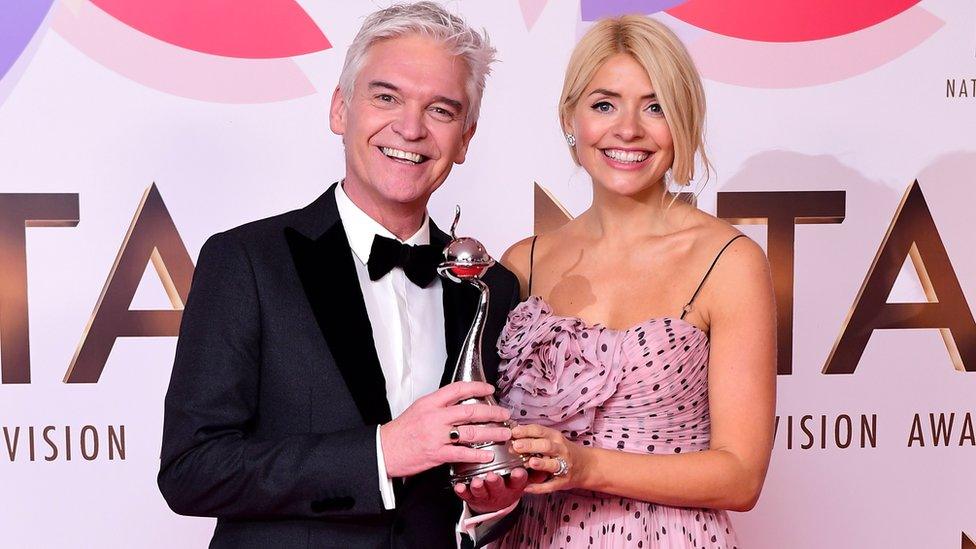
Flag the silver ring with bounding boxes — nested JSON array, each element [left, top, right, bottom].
[[553, 456, 569, 477], [448, 427, 461, 443]]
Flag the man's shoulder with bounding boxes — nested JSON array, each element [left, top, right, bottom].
[[484, 261, 519, 301], [203, 186, 336, 251], [212, 207, 305, 244], [195, 212, 299, 266]]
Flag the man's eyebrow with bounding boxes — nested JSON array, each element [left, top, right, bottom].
[[368, 80, 399, 92], [368, 81, 463, 112], [432, 95, 463, 112], [587, 88, 657, 100]]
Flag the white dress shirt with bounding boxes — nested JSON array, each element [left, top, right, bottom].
[[334, 182, 446, 509], [335, 184, 511, 543]]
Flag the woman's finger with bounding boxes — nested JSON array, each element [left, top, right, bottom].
[[511, 438, 553, 455], [524, 479, 561, 495], [525, 456, 560, 474], [511, 423, 549, 439]]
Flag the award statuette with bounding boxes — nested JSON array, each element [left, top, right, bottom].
[[438, 207, 526, 485]]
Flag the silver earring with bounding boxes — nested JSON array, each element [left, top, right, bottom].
[[565, 133, 576, 147]]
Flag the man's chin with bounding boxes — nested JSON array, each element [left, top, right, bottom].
[[371, 181, 437, 207]]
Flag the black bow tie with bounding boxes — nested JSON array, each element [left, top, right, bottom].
[[367, 234, 442, 288]]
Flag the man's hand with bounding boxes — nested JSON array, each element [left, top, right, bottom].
[[380, 381, 513, 478], [453, 468, 531, 514]]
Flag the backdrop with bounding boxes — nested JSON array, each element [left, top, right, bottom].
[[1, 1, 974, 547]]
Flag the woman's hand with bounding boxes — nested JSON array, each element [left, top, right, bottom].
[[511, 424, 592, 494]]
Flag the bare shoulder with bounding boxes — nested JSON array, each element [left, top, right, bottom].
[[699, 216, 767, 277], [683, 213, 772, 320], [500, 235, 537, 298], [696, 219, 773, 324]]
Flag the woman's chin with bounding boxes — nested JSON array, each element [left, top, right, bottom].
[[593, 177, 662, 198]]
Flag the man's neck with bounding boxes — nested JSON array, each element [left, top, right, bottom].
[[341, 179, 428, 241]]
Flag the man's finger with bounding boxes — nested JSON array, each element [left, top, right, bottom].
[[444, 403, 511, 425], [451, 425, 511, 444], [482, 472, 503, 493], [506, 467, 529, 491], [469, 476, 488, 499], [444, 446, 494, 464], [429, 381, 495, 407]]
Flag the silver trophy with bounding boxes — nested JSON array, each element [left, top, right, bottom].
[[438, 206, 526, 485]]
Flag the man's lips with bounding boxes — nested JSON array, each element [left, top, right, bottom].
[[378, 146, 429, 164]]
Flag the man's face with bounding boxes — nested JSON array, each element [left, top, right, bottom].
[[331, 35, 476, 210]]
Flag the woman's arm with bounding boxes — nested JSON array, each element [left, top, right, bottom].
[[514, 237, 777, 511]]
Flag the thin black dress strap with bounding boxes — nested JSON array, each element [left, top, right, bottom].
[[680, 234, 747, 319], [527, 236, 539, 295]]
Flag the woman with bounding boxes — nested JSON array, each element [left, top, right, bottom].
[[494, 15, 776, 548]]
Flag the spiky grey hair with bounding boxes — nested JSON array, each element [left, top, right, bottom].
[[337, 2, 497, 130]]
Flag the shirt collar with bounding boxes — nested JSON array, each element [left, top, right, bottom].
[[334, 181, 431, 265]]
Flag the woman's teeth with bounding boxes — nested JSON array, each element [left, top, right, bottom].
[[602, 149, 649, 163], [381, 147, 425, 164]]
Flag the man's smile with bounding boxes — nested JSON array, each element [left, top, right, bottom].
[[378, 146, 430, 164]]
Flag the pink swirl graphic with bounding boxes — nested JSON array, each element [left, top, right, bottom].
[[90, 0, 330, 58], [51, 2, 318, 103], [666, 0, 922, 42], [579, 0, 942, 88]]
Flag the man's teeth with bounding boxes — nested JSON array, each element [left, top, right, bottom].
[[381, 147, 424, 163], [603, 149, 649, 163]]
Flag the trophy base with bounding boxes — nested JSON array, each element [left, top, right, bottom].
[[450, 439, 527, 486]]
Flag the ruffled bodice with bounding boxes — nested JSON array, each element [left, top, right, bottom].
[[493, 296, 737, 549], [497, 296, 712, 455]]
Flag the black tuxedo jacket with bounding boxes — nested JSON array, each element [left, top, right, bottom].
[[158, 184, 520, 548]]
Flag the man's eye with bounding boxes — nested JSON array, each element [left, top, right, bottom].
[[430, 106, 456, 120], [591, 101, 613, 113], [376, 94, 396, 103]]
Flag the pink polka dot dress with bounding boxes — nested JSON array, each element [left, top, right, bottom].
[[492, 295, 740, 549]]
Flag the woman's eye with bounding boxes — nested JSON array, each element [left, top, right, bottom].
[[591, 101, 614, 113], [647, 102, 664, 115]]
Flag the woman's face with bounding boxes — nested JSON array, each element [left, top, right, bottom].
[[568, 53, 674, 197]]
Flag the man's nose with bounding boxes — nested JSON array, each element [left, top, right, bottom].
[[391, 104, 428, 141]]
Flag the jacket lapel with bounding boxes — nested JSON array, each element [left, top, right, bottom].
[[284, 184, 393, 426]]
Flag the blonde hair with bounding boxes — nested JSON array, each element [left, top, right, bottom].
[[559, 16, 710, 186]]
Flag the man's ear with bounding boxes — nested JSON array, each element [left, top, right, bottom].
[[329, 86, 347, 136], [453, 121, 478, 164]]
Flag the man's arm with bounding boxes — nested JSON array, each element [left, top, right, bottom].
[[157, 232, 385, 519]]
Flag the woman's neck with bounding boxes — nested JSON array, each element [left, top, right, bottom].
[[580, 178, 685, 242]]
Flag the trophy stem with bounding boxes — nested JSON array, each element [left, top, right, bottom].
[[438, 217, 527, 484], [453, 278, 490, 395]]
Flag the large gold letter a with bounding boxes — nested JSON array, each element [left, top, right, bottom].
[[64, 184, 193, 383], [823, 181, 976, 374]]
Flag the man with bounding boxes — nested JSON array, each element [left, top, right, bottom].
[[158, 3, 525, 547]]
